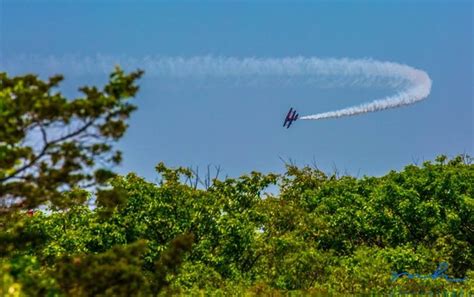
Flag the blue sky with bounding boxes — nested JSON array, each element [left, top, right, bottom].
[[1, 0, 472, 181]]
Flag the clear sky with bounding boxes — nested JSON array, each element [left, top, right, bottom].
[[1, 0, 472, 181]]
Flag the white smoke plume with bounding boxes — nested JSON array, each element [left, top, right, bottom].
[[2, 55, 432, 120]]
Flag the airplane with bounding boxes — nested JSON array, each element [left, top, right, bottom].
[[283, 107, 299, 128]]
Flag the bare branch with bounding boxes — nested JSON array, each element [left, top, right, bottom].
[[39, 123, 48, 146], [214, 165, 221, 181], [0, 120, 95, 183]]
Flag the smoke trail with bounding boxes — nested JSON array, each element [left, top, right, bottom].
[[297, 60, 432, 120], [2, 55, 431, 120]]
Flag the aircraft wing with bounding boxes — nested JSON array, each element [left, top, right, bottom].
[[283, 108, 293, 127]]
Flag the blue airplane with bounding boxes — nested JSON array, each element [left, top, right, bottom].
[[283, 107, 299, 128]]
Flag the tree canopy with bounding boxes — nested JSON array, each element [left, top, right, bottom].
[[0, 68, 143, 212]]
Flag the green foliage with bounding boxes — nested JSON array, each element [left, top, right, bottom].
[[152, 233, 195, 294], [3, 155, 471, 295], [1, 263, 23, 297], [54, 240, 149, 297], [0, 67, 143, 212]]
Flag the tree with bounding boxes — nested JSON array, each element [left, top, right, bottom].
[[1, 156, 472, 295], [0, 67, 143, 212]]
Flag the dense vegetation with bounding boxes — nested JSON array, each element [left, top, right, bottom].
[[1, 70, 473, 296]]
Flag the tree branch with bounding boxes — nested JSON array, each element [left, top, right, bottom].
[[0, 120, 95, 183]]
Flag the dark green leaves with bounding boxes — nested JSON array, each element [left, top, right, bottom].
[[0, 68, 143, 211]]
